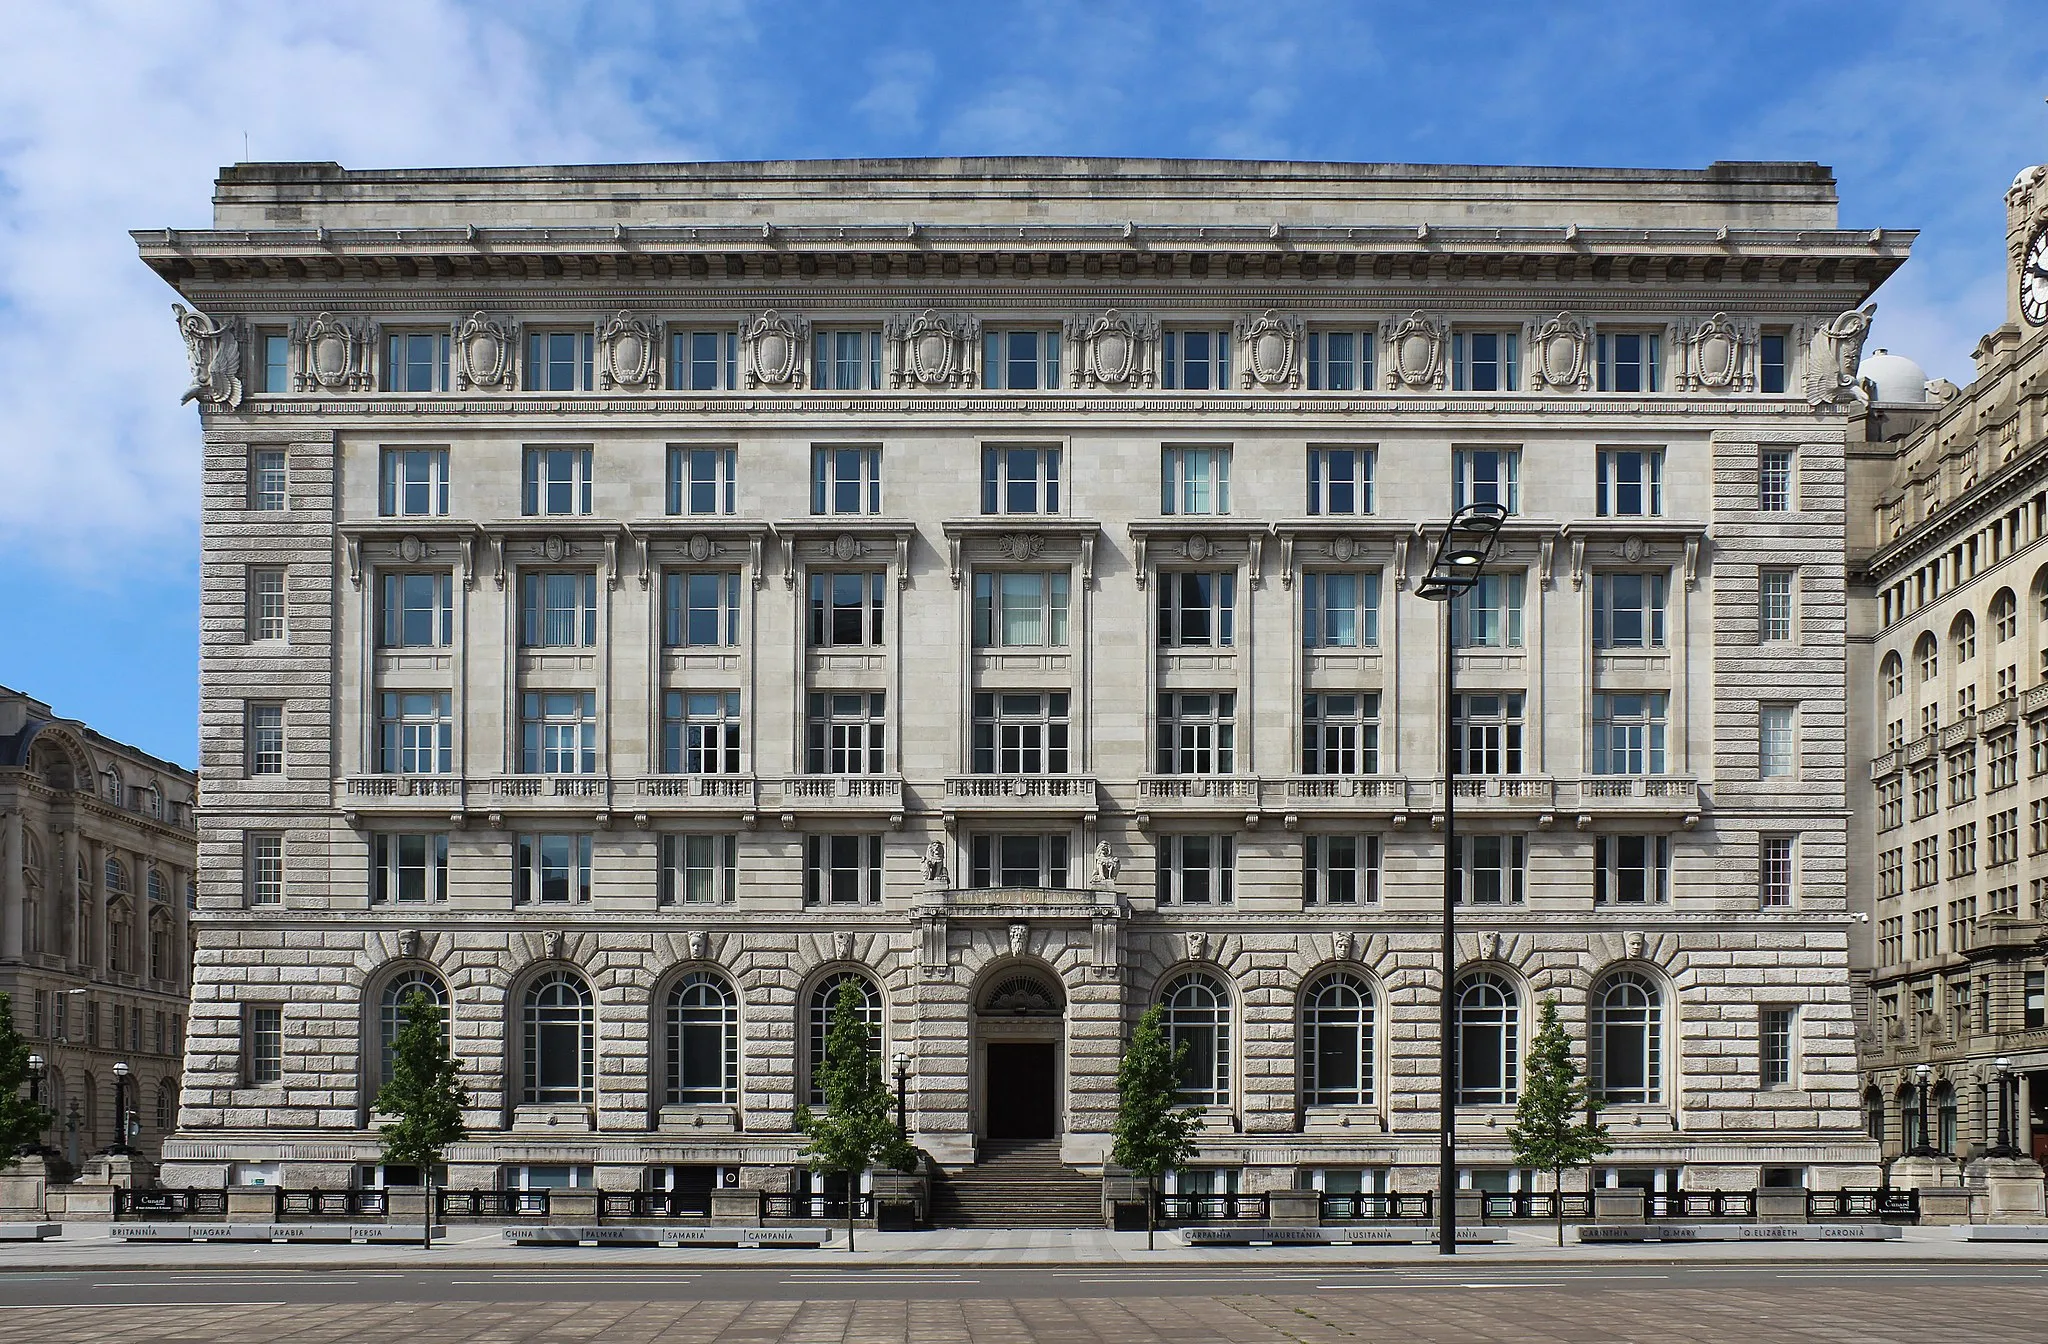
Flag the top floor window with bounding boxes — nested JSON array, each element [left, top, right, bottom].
[[813, 328, 884, 391], [249, 449, 287, 511], [983, 446, 1061, 515], [1307, 329, 1375, 391], [982, 329, 1061, 390], [1597, 449, 1663, 517], [666, 447, 736, 516], [523, 447, 592, 517], [524, 329, 594, 392], [1307, 447, 1374, 516], [257, 328, 291, 394], [1596, 332, 1662, 392], [668, 329, 738, 391], [384, 331, 450, 393], [813, 446, 882, 515], [1161, 328, 1231, 390], [1162, 447, 1231, 516], [1453, 448, 1519, 514], [1452, 330, 1518, 392], [1759, 332, 1789, 395], [1758, 450, 1793, 511], [379, 448, 449, 517]]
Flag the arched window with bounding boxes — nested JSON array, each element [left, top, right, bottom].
[[520, 970, 594, 1105], [2034, 566, 2048, 623], [1864, 1084, 1885, 1144], [1454, 972, 1520, 1105], [666, 971, 739, 1105], [1161, 972, 1231, 1106], [1300, 972, 1374, 1107], [806, 972, 881, 1106], [1915, 632, 1939, 683], [155, 1079, 176, 1132], [21, 832, 42, 955], [1589, 971, 1662, 1104], [377, 969, 449, 1088], [1951, 612, 1976, 662], [1899, 1084, 1921, 1152], [1880, 652, 1904, 701], [104, 857, 127, 896], [1934, 1080, 1957, 1155], [1991, 589, 2018, 643]]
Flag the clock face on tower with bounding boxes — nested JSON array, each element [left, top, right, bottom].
[[2025, 221, 2048, 327]]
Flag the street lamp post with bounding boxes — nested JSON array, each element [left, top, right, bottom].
[[1908, 1063, 1939, 1158], [892, 1051, 910, 1148], [1989, 1057, 2022, 1159], [111, 1062, 132, 1156], [1415, 501, 1509, 1256]]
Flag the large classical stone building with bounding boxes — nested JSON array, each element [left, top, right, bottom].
[[1849, 161, 2048, 1166], [1, 685, 195, 1166], [138, 156, 1903, 1201]]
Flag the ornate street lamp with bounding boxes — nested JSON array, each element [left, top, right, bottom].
[[1989, 1057, 2023, 1159], [1908, 1063, 1939, 1158], [111, 1061, 133, 1156], [892, 1051, 911, 1146], [1415, 501, 1509, 1256], [25, 1054, 43, 1110]]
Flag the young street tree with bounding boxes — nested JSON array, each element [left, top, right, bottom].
[[373, 989, 470, 1250], [1508, 995, 1612, 1246], [796, 978, 913, 1253], [0, 993, 56, 1165], [1110, 1003, 1203, 1250]]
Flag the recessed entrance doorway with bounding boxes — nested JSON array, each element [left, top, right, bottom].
[[984, 1041, 1059, 1141]]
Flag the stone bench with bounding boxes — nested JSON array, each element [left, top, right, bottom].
[[0, 1224, 61, 1241], [1178, 1225, 1505, 1247], [1953, 1224, 2048, 1241], [504, 1225, 831, 1249], [110, 1223, 444, 1243], [1579, 1223, 1901, 1243]]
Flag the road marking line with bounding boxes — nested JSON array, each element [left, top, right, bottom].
[[0, 1302, 289, 1311]]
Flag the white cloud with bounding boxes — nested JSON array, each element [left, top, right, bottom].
[[854, 50, 937, 134]]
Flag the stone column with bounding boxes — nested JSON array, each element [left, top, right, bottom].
[[1, 811, 24, 961]]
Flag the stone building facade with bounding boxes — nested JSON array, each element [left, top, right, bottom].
[[1, 685, 195, 1166], [138, 157, 1902, 1199], [1850, 161, 2048, 1166]]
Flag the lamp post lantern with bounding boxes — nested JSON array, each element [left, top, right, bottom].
[[1414, 500, 1509, 1256], [111, 1061, 133, 1156], [26, 1054, 43, 1110]]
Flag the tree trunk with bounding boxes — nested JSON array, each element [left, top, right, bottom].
[[1146, 1174, 1156, 1251], [1554, 1166, 1564, 1248], [846, 1170, 856, 1254], [423, 1167, 433, 1251]]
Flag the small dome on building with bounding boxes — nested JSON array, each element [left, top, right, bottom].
[[1858, 348, 1929, 404]]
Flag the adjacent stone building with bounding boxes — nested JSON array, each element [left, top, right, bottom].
[[1, 685, 195, 1166], [138, 156, 1902, 1201], [1849, 161, 2048, 1166]]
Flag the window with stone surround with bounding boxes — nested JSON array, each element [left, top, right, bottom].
[[371, 833, 448, 904], [665, 446, 737, 515], [663, 572, 740, 647], [1303, 833, 1380, 905], [1596, 449, 1664, 517], [1307, 330, 1376, 391], [1160, 972, 1231, 1104], [1877, 848, 1903, 900], [384, 331, 450, 393], [1300, 971, 1375, 1106], [1993, 587, 2019, 643], [1302, 570, 1381, 648], [1758, 703, 1796, 778], [1877, 778, 1903, 832], [1155, 833, 1235, 905], [971, 692, 1069, 775], [1759, 1007, 1795, 1088], [1452, 330, 1519, 391], [811, 329, 884, 390], [2026, 971, 2045, 1030], [1758, 448, 1793, 510], [1910, 837, 1940, 889], [668, 330, 738, 392], [1453, 448, 1520, 513], [1596, 331, 1662, 392], [1759, 333, 1789, 395], [521, 970, 595, 1104], [1911, 765, 1938, 818], [249, 449, 287, 511], [1592, 693, 1668, 775], [1302, 693, 1380, 776], [974, 570, 1069, 647], [1591, 971, 1662, 1104], [256, 328, 290, 394], [1454, 972, 1520, 1105], [1594, 835, 1670, 905], [1157, 570, 1234, 647], [1989, 808, 2020, 867], [1156, 693, 1236, 775], [1452, 834, 1525, 905], [658, 834, 737, 905], [1948, 897, 1978, 953], [981, 445, 1061, 515], [1947, 823, 1978, 879], [1990, 731, 2020, 791], [1592, 573, 1666, 649], [1160, 328, 1231, 390], [1161, 445, 1232, 514], [662, 691, 743, 775], [666, 971, 739, 1104], [515, 834, 591, 904], [1881, 652, 1904, 700], [1911, 906, 1939, 959], [1454, 693, 1524, 775], [376, 970, 446, 1087], [1452, 571, 1524, 647], [246, 702, 284, 776], [808, 571, 886, 647], [1306, 446, 1375, 514], [247, 832, 283, 906], [1758, 569, 1795, 643], [523, 330, 594, 392], [378, 692, 452, 774], [981, 328, 1061, 389], [969, 833, 1070, 889], [521, 447, 593, 515], [520, 693, 597, 775], [806, 692, 886, 775], [1948, 746, 1977, 805], [1876, 917, 1903, 964], [803, 835, 884, 905], [381, 572, 455, 648], [806, 973, 882, 1104], [1760, 835, 1795, 908], [811, 445, 882, 514], [247, 566, 286, 642], [244, 1005, 283, 1086], [379, 447, 449, 516]]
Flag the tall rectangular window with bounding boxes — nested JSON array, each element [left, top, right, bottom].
[[258, 329, 291, 394], [1302, 570, 1381, 649], [1596, 332, 1662, 392], [981, 446, 1061, 515], [1761, 835, 1796, 908], [1452, 330, 1519, 391], [1454, 693, 1524, 775], [245, 1006, 283, 1086], [1452, 448, 1520, 513], [1161, 329, 1230, 390], [524, 330, 594, 391], [1758, 569, 1795, 642], [1156, 833, 1234, 904], [379, 448, 449, 517], [811, 329, 884, 390], [1156, 692, 1236, 775], [1759, 332, 1788, 395], [1452, 835, 1525, 905], [249, 449, 287, 511], [981, 329, 1061, 389], [1593, 835, 1670, 904], [659, 833, 738, 904], [1306, 447, 1375, 516], [1452, 571, 1525, 648], [804, 834, 883, 903], [2027, 971, 2045, 1030], [662, 571, 741, 647], [667, 330, 738, 391], [1592, 693, 1668, 775], [1758, 449, 1794, 511], [380, 572, 455, 648], [1157, 571, 1235, 648], [371, 833, 449, 903], [384, 331, 450, 393], [1592, 573, 1667, 649], [970, 834, 1071, 888], [378, 692, 453, 774], [1759, 704, 1796, 778], [248, 567, 286, 642], [1759, 1008, 1795, 1087], [519, 572, 597, 648], [515, 834, 592, 903], [811, 446, 883, 515], [521, 447, 593, 516], [1162, 447, 1231, 515], [247, 832, 283, 907], [973, 571, 1069, 647], [1304, 834, 1380, 905], [247, 702, 284, 776], [971, 692, 1070, 775], [1307, 330, 1375, 391], [1596, 449, 1664, 517], [807, 572, 887, 647], [662, 691, 743, 775], [806, 692, 886, 775], [520, 693, 598, 775], [1302, 693, 1380, 775], [665, 447, 736, 516]]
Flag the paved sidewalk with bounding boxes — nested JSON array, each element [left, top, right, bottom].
[[2, 1222, 2046, 1269]]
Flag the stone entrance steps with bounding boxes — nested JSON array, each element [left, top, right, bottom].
[[929, 1139, 1102, 1228]]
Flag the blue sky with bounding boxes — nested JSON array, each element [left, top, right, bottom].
[[2, 0, 2043, 767]]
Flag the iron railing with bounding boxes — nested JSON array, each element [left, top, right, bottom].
[[112, 1188, 228, 1220], [1480, 1192, 1594, 1221], [1155, 1193, 1269, 1224], [1806, 1187, 1919, 1218], [1319, 1191, 1434, 1221], [275, 1189, 387, 1218], [437, 1190, 551, 1218], [762, 1193, 872, 1220], [1646, 1190, 1754, 1218], [599, 1190, 713, 1219]]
